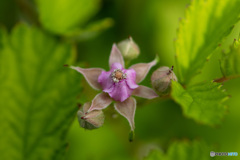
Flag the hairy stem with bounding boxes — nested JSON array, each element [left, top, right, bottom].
[[213, 75, 240, 83]]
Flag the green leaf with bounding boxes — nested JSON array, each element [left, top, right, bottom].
[[144, 140, 212, 160], [171, 81, 229, 125], [65, 18, 114, 41], [175, 0, 240, 84], [220, 38, 240, 79], [36, 0, 100, 34], [0, 24, 81, 160]]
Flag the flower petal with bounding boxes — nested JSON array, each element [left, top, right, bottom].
[[125, 69, 138, 89], [88, 92, 112, 112], [109, 44, 125, 68], [98, 71, 114, 93], [71, 66, 103, 90], [130, 59, 156, 83], [114, 97, 136, 131], [109, 81, 133, 102], [110, 62, 123, 71], [132, 85, 158, 99]]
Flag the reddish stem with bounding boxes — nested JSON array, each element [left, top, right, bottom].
[[213, 75, 240, 83]]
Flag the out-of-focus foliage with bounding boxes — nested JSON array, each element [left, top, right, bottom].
[[35, 0, 113, 38], [36, 0, 99, 34], [171, 81, 229, 125], [175, 0, 240, 84], [220, 38, 240, 78], [144, 140, 212, 160], [65, 18, 114, 41], [0, 24, 81, 160], [0, 0, 17, 29], [66, 119, 132, 160]]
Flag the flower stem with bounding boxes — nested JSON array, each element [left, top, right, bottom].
[[213, 75, 240, 83]]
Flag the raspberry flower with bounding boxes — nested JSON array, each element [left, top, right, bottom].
[[71, 44, 158, 131]]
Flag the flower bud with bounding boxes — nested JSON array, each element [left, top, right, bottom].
[[117, 36, 140, 61], [151, 66, 178, 95], [77, 102, 105, 130]]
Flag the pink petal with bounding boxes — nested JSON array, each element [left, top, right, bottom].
[[125, 69, 138, 89], [88, 92, 112, 112], [110, 62, 123, 71], [71, 66, 103, 90], [109, 81, 133, 102], [132, 85, 158, 99], [98, 71, 114, 93], [109, 44, 125, 68], [130, 59, 156, 83], [114, 97, 136, 131]]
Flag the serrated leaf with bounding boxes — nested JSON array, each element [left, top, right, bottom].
[[175, 0, 240, 84], [0, 24, 81, 160], [35, 0, 100, 34], [171, 81, 228, 125], [220, 38, 240, 79], [144, 140, 212, 160]]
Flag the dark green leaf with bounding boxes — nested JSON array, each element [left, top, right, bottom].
[[0, 24, 81, 160]]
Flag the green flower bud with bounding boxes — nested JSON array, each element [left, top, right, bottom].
[[151, 66, 178, 95], [77, 102, 105, 130], [117, 36, 140, 61]]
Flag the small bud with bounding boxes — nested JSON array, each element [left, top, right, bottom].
[[117, 36, 140, 61], [151, 66, 178, 95], [77, 102, 105, 130]]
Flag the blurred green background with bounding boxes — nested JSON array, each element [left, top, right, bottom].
[[0, 0, 240, 160]]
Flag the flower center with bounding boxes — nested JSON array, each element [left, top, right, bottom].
[[111, 69, 127, 83]]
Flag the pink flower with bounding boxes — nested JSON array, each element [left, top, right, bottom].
[[71, 44, 158, 131]]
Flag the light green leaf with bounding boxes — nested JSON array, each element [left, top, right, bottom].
[[171, 81, 229, 125], [220, 38, 240, 79], [36, 0, 100, 34], [144, 140, 212, 160], [0, 24, 81, 160], [175, 0, 240, 84], [65, 18, 114, 41]]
